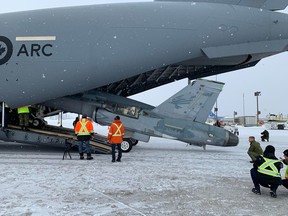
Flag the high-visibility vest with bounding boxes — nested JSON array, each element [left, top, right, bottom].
[[108, 120, 124, 144], [111, 123, 123, 137], [75, 118, 94, 136], [17, 106, 30, 114], [285, 166, 288, 179], [257, 157, 281, 178]]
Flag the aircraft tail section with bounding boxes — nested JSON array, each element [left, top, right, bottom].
[[151, 79, 224, 123], [154, 0, 288, 11]]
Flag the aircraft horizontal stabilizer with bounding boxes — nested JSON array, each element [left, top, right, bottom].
[[151, 79, 224, 123], [154, 0, 288, 10], [202, 39, 288, 59]]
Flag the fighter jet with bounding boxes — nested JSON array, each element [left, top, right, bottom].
[[44, 79, 238, 151], [0, 0, 287, 148]]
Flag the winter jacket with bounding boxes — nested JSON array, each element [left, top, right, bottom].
[[254, 154, 283, 185], [248, 141, 263, 156], [75, 118, 94, 141], [108, 120, 124, 144]]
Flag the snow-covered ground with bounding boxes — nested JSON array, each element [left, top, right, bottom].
[[0, 124, 288, 216]]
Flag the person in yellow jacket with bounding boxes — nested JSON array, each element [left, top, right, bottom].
[[74, 114, 94, 160], [281, 149, 288, 189], [108, 115, 125, 162], [17, 105, 30, 131]]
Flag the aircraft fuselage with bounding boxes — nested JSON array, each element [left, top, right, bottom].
[[0, 2, 287, 107]]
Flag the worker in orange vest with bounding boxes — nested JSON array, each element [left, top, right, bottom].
[[74, 114, 94, 160], [108, 115, 125, 162]]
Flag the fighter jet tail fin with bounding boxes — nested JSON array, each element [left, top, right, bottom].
[[151, 79, 224, 123], [154, 0, 288, 11]]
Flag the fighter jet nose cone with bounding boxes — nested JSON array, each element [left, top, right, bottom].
[[226, 132, 239, 146]]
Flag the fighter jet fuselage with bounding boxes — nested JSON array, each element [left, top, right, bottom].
[[0, 2, 288, 107]]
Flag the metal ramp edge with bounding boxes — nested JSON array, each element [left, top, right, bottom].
[[43, 125, 112, 154], [0, 125, 111, 154]]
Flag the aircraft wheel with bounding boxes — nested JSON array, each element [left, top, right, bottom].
[[32, 118, 43, 128], [121, 138, 133, 153]]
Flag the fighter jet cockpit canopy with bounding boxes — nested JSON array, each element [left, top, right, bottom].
[[103, 103, 141, 119]]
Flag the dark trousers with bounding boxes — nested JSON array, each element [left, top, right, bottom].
[[282, 179, 288, 189], [78, 140, 91, 154], [19, 113, 29, 127], [261, 135, 269, 142], [250, 168, 279, 192], [111, 144, 122, 160]]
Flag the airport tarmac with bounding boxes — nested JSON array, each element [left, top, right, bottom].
[[0, 126, 287, 216]]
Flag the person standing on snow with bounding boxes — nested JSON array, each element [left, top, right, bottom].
[[247, 136, 263, 163], [250, 145, 283, 198], [74, 114, 94, 160], [108, 115, 125, 162]]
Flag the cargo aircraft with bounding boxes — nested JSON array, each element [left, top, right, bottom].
[[1, 0, 288, 150]]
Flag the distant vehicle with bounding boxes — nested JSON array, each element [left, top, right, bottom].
[[264, 113, 287, 130]]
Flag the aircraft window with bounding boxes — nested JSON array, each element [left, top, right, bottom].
[[103, 103, 114, 112], [103, 103, 140, 118], [114, 105, 140, 118]]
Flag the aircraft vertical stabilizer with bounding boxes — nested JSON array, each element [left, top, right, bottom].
[[151, 79, 224, 123]]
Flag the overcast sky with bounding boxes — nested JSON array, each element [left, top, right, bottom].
[[1, 0, 288, 118]]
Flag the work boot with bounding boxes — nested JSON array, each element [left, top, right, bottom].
[[87, 153, 93, 160], [252, 188, 261, 195], [270, 190, 277, 198], [79, 153, 84, 160], [116, 158, 121, 162]]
